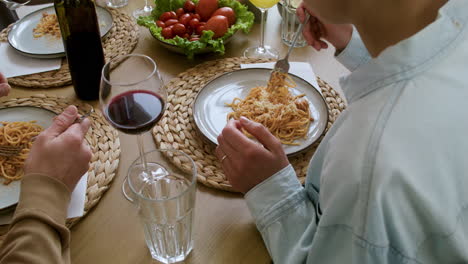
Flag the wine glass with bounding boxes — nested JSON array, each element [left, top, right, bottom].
[[100, 54, 166, 202], [243, 0, 280, 59], [0, 0, 31, 10], [132, 0, 153, 19]]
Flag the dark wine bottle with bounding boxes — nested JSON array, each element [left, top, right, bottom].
[[54, 0, 105, 101], [0, 2, 19, 31]]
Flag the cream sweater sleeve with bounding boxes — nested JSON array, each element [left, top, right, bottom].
[[0, 174, 72, 264]]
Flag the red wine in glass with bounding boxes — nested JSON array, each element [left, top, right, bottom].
[[100, 54, 166, 202], [104, 90, 165, 134]]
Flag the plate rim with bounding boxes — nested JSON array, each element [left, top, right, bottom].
[[0, 105, 57, 210], [192, 67, 329, 157], [7, 5, 113, 58]]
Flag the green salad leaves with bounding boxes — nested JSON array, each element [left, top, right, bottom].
[[138, 0, 254, 59]]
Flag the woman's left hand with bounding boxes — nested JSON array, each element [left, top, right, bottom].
[[0, 73, 11, 97], [215, 117, 290, 194]]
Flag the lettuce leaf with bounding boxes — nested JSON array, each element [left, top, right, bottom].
[[137, 0, 254, 59]]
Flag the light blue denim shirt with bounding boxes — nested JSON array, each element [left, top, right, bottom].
[[245, 0, 468, 263]]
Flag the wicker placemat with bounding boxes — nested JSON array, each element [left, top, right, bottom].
[[0, 9, 139, 89], [152, 57, 346, 192], [0, 94, 120, 241]]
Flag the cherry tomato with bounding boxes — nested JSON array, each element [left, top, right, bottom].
[[162, 27, 174, 39], [183, 33, 190, 39], [172, 23, 186, 37], [192, 13, 201, 21], [178, 13, 192, 27], [211, 7, 236, 26], [159, 11, 177, 22], [156, 20, 165, 28], [196, 0, 218, 21], [189, 18, 200, 29], [175, 8, 185, 18], [195, 24, 205, 35], [165, 19, 179, 27], [183, 0, 196, 12], [189, 37, 200, 41], [205, 15, 228, 38], [186, 26, 194, 35]]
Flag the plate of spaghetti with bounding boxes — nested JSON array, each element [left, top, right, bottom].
[[7, 5, 113, 58], [0, 106, 55, 211], [193, 68, 328, 156]]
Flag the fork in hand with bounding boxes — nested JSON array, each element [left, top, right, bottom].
[[269, 13, 311, 83], [0, 108, 94, 157]]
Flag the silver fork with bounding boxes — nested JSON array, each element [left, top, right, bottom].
[[77, 108, 94, 122], [0, 108, 94, 157], [269, 13, 311, 82]]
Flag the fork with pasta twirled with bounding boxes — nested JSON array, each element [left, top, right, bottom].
[[269, 13, 310, 84]]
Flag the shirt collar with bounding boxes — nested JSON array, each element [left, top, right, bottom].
[[340, 0, 468, 104]]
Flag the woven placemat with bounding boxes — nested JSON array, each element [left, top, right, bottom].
[[152, 57, 346, 192], [0, 9, 139, 89], [0, 94, 120, 242]]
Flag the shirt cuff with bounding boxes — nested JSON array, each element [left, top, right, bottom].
[[14, 174, 71, 226], [335, 26, 371, 72], [245, 165, 303, 221]]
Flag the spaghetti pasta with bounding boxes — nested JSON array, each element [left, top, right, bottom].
[[33, 12, 61, 39], [226, 71, 314, 146], [0, 121, 43, 185]]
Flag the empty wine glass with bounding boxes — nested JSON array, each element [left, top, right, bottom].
[[243, 0, 280, 59], [100, 54, 166, 202], [133, 0, 153, 19]]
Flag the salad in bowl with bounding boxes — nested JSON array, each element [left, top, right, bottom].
[[138, 0, 255, 59]]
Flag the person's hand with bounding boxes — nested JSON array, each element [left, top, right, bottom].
[[297, 2, 353, 52], [24, 105, 92, 191], [0, 73, 11, 97], [215, 117, 289, 194]]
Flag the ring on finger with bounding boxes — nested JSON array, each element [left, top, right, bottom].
[[220, 155, 228, 163]]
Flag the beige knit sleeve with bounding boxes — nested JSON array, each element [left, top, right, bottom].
[[0, 174, 72, 264]]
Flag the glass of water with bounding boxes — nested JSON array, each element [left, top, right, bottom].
[[128, 149, 197, 264], [280, 0, 307, 47], [106, 0, 128, 9]]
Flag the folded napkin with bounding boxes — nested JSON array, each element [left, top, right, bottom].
[[0, 41, 61, 78], [0, 173, 88, 225], [240, 62, 321, 94]]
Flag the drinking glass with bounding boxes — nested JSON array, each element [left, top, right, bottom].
[[280, 0, 306, 47], [132, 0, 153, 19], [128, 149, 197, 263], [243, 0, 280, 59], [0, 0, 30, 10], [100, 54, 166, 202], [106, 0, 128, 9]]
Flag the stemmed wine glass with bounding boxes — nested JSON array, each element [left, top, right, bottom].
[[100, 54, 166, 202], [132, 0, 153, 19], [243, 0, 280, 59]]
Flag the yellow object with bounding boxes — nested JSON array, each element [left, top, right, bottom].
[[249, 0, 280, 9]]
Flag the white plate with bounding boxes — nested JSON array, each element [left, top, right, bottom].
[[0, 106, 56, 211], [193, 68, 329, 156], [7, 5, 113, 59]]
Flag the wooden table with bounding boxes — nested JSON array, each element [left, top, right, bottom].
[[10, 2, 349, 263]]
